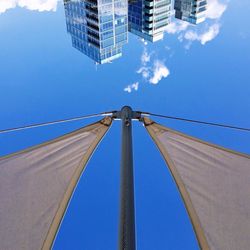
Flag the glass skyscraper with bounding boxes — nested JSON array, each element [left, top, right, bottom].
[[174, 0, 207, 24], [128, 0, 172, 42], [64, 0, 128, 64]]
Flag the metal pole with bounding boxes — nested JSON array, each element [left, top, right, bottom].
[[117, 106, 137, 250]]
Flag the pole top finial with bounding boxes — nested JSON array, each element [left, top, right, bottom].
[[112, 106, 141, 120]]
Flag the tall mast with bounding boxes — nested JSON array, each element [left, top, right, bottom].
[[113, 106, 141, 250]]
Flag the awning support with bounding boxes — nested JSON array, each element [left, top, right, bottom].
[[112, 106, 141, 250]]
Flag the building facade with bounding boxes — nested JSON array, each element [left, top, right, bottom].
[[128, 0, 172, 42], [174, 0, 207, 24], [64, 0, 128, 64]]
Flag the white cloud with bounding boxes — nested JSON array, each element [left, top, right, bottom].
[[137, 66, 150, 79], [165, 45, 171, 51], [165, 21, 189, 34], [136, 46, 152, 80], [0, 0, 59, 14], [206, 0, 227, 19], [184, 23, 220, 45], [149, 60, 170, 84], [124, 82, 139, 93], [0, 0, 16, 13], [141, 47, 150, 65], [137, 61, 170, 85], [123, 44, 170, 92], [165, 0, 228, 46], [140, 38, 148, 45], [136, 46, 170, 85]]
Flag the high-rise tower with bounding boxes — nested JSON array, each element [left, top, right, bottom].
[[128, 0, 172, 42], [174, 0, 207, 24], [64, 0, 128, 64]]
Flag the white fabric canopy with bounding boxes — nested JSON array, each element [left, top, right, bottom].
[[0, 117, 112, 250], [144, 117, 250, 250]]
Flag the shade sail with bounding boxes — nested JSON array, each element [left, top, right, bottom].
[[143, 117, 250, 250], [0, 117, 112, 250]]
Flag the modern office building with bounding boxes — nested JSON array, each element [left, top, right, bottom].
[[174, 0, 207, 24], [128, 0, 172, 42], [64, 0, 128, 64]]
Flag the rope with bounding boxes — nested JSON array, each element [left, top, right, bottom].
[[142, 112, 250, 132], [0, 112, 113, 135]]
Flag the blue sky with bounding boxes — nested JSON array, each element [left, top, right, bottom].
[[0, 0, 250, 249]]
